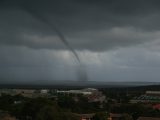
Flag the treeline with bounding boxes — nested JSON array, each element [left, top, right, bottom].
[[0, 94, 107, 120]]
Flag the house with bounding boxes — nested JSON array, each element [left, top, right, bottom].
[[137, 117, 160, 120], [108, 113, 123, 120], [108, 113, 133, 120], [146, 91, 160, 96], [74, 113, 95, 120], [153, 104, 160, 110]]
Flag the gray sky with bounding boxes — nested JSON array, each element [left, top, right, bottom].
[[1, 0, 160, 84]]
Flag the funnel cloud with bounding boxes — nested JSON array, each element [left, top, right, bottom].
[[22, 2, 87, 82]]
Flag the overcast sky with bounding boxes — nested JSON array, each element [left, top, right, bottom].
[[1, 0, 160, 84]]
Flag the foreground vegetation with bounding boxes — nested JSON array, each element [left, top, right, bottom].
[[0, 85, 160, 120]]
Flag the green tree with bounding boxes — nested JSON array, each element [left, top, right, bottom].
[[122, 113, 133, 120], [21, 98, 60, 119], [35, 106, 62, 120], [93, 112, 108, 120]]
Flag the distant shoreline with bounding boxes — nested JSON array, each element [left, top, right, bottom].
[[0, 81, 159, 89]]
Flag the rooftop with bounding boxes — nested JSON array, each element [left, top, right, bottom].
[[137, 117, 160, 120]]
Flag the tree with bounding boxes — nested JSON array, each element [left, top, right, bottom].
[[93, 112, 108, 120], [21, 97, 60, 119], [35, 106, 62, 120], [122, 114, 133, 120]]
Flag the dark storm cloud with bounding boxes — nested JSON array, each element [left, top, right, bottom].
[[1, 0, 160, 83], [1, 0, 160, 51]]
